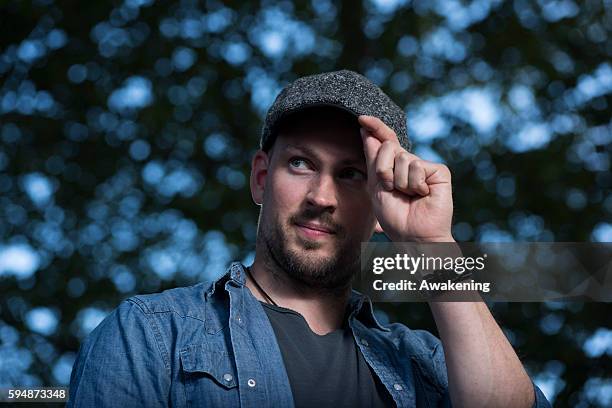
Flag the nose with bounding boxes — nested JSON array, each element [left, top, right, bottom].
[[305, 173, 338, 211]]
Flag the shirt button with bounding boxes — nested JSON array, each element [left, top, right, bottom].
[[223, 373, 233, 383], [236, 314, 242, 324], [360, 338, 369, 347], [247, 378, 256, 388], [393, 383, 403, 391]]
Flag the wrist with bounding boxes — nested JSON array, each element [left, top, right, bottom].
[[420, 236, 456, 243]]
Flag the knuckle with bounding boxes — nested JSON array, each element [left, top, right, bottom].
[[409, 159, 425, 170], [439, 164, 452, 177], [396, 151, 411, 163], [394, 174, 408, 189], [376, 168, 393, 181]]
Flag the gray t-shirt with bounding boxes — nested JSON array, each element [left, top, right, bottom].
[[261, 301, 395, 407]]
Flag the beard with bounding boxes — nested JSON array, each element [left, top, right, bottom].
[[259, 206, 362, 292]]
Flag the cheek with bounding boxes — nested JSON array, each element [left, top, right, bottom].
[[266, 172, 307, 214]]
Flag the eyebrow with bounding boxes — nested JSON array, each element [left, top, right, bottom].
[[284, 144, 366, 168]]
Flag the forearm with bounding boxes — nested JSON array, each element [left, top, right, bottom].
[[429, 299, 535, 408], [360, 113, 536, 406]]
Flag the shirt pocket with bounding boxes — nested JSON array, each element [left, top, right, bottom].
[[180, 345, 240, 407]]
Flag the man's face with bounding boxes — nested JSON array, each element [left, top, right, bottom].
[[252, 115, 378, 291]]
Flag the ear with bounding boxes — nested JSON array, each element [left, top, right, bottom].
[[374, 219, 384, 234], [250, 150, 270, 206]]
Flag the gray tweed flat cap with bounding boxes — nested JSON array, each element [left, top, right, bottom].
[[260, 70, 410, 152]]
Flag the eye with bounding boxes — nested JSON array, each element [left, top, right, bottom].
[[340, 168, 366, 181], [289, 157, 310, 169]]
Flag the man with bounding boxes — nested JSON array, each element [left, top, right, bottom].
[[67, 70, 551, 407]]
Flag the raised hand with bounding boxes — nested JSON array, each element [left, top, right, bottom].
[[358, 115, 454, 243]]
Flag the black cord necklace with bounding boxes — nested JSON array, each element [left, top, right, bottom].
[[245, 266, 278, 307]]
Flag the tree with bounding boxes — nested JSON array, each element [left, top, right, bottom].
[[0, 0, 610, 405]]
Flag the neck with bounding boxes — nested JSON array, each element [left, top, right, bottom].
[[246, 242, 352, 335]]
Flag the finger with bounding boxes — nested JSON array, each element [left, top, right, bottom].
[[360, 128, 381, 179], [425, 164, 453, 199], [358, 115, 400, 145], [375, 140, 398, 191], [393, 150, 443, 187], [393, 151, 410, 192], [408, 160, 430, 196]]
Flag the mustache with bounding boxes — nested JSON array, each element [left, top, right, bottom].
[[290, 209, 342, 235]]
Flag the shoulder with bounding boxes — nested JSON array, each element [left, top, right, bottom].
[[386, 322, 443, 353], [83, 281, 217, 345], [372, 323, 442, 355], [126, 280, 215, 320], [351, 291, 443, 355], [80, 278, 221, 349], [76, 279, 222, 365]]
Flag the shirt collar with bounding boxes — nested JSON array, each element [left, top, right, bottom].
[[204, 261, 245, 300], [348, 289, 391, 332], [207, 262, 390, 332]]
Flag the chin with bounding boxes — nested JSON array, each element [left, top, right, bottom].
[[292, 236, 331, 253], [288, 243, 333, 264]]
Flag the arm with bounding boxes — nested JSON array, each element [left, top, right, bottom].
[[67, 300, 170, 408], [359, 115, 550, 407], [429, 294, 535, 407]]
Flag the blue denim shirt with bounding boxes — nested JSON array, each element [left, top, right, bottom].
[[67, 262, 550, 407]]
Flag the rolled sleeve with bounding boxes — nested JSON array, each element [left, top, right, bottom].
[[66, 300, 170, 407]]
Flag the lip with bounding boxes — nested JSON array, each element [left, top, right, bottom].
[[297, 222, 335, 234], [295, 222, 335, 238]]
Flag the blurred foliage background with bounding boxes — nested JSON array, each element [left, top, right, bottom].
[[0, 0, 611, 406]]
